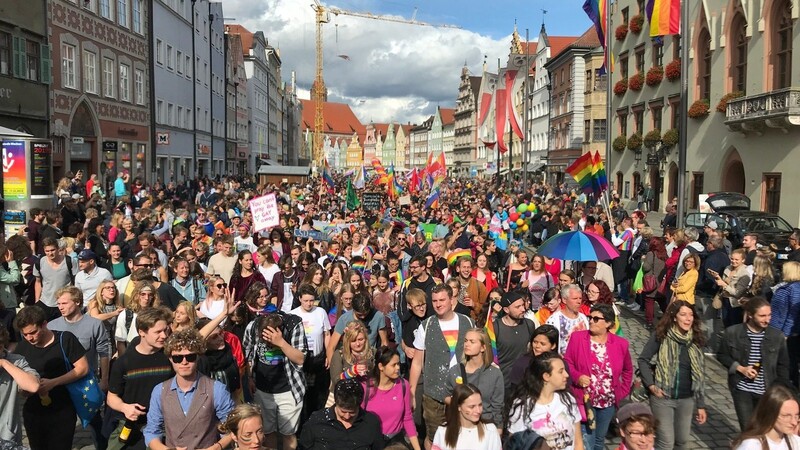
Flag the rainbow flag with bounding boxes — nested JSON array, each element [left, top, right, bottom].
[[392, 270, 406, 289], [583, 0, 614, 74], [387, 163, 403, 200], [447, 248, 471, 266], [646, 0, 681, 37], [351, 260, 366, 272], [321, 159, 335, 194], [372, 158, 389, 184], [484, 307, 499, 365], [591, 151, 608, 194], [424, 187, 440, 209], [566, 152, 595, 195], [363, 245, 375, 261]]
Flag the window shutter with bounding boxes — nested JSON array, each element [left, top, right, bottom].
[[40, 43, 51, 84], [12, 36, 25, 78]]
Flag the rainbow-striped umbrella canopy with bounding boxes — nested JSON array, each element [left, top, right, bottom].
[[536, 230, 620, 262]]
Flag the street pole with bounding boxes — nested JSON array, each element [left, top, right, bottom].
[[191, 0, 197, 180], [208, 7, 214, 178], [604, 0, 612, 200], [676, 0, 690, 227], [496, 58, 501, 189], [523, 28, 530, 193]]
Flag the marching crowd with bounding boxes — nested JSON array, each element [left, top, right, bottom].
[[0, 169, 798, 450]]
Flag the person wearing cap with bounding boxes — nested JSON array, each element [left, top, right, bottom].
[[74, 249, 113, 301], [234, 223, 258, 253], [615, 403, 657, 450], [493, 290, 535, 392]]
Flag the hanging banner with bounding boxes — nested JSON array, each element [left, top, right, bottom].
[[249, 193, 280, 232], [2, 140, 27, 201]]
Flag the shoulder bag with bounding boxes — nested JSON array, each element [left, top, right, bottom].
[[59, 332, 105, 428]]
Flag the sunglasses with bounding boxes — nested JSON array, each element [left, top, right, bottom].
[[170, 353, 198, 363], [216, 283, 228, 289], [588, 316, 607, 323]]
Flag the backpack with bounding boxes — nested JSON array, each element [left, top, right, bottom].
[[34, 256, 75, 285]]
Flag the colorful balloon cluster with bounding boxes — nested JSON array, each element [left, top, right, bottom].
[[506, 203, 538, 232]]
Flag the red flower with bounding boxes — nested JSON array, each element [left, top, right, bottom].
[[646, 66, 664, 86], [630, 15, 644, 34], [615, 24, 629, 41], [614, 79, 628, 96], [688, 99, 710, 119], [665, 59, 681, 81], [716, 91, 745, 113], [628, 73, 644, 91]]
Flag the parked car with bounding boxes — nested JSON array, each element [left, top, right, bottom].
[[684, 192, 795, 261]]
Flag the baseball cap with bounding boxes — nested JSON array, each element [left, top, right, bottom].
[[500, 290, 526, 308], [77, 249, 97, 261], [71, 193, 83, 200], [616, 402, 653, 424]]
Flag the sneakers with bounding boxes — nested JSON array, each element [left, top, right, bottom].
[[627, 303, 641, 311], [615, 300, 628, 307]]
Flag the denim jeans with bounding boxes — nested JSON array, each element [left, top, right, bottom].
[[695, 294, 719, 349], [650, 395, 695, 450], [731, 389, 761, 431], [581, 405, 617, 450]]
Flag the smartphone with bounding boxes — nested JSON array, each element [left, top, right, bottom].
[[706, 269, 718, 277]]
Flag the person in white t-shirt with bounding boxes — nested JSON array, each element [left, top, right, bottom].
[[732, 384, 800, 450], [291, 284, 331, 423], [234, 224, 258, 253], [257, 245, 281, 287], [432, 383, 501, 450]]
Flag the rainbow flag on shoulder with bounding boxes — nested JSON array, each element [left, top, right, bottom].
[[447, 248, 472, 266]]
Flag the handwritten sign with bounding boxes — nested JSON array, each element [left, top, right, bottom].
[[249, 193, 280, 232], [362, 192, 383, 211]]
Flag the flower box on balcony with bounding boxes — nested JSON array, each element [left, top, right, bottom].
[[627, 132, 643, 151], [646, 66, 664, 86], [688, 99, 710, 119], [665, 59, 681, 81], [630, 15, 644, 34], [716, 91, 745, 113], [613, 135, 627, 152], [628, 73, 644, 91], [615, 24, 629, 41], [662, 128, 679, 147], [614, 79, 628, 96], [644, 129, 662, 148]]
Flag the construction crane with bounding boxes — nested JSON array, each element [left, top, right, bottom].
[[310, 1, 460, 166]]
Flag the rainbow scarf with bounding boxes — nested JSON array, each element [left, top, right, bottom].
[[484, 308, 499, 364], [447, 248, 471, 266]]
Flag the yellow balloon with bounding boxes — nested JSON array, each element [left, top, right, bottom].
[[527, 204, 535, 212], [522, 224, 529, 231], [516, 219, 524, 226]]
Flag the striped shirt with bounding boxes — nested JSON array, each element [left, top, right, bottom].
[[736, 328, 766, 394]]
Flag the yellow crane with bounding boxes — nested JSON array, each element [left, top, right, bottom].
[[310, 1, 460, 166]]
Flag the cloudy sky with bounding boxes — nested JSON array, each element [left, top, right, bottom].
[[221, 0, 594, 125]]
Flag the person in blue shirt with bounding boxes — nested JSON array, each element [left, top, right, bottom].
[[144, 328, 235, 450]]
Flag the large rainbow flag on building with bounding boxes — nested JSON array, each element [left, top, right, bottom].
[[583, 0, 614, 74], [646, 0, 681, 37]]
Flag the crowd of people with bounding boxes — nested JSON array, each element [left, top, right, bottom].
[[0, 169, 798, 450]]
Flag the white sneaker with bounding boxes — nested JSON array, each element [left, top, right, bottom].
[[627, 304, 641, 311]]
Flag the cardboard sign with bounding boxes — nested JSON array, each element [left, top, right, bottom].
[[294, 228, 332, 241], [362, 192, 383, 211], [398, 195, 411, 205], [249, 193, 280, 232]]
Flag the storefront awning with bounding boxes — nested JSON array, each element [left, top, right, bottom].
[[526, 163, 545, 172]]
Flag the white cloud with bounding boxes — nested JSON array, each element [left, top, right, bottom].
[[222, 0, 513, 125]]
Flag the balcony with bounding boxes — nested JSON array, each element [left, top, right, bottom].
[[725, 87, 800, 134]]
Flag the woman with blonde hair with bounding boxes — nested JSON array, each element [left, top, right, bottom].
[[433, 384, 502, 450], [749, 250, 776, 301], [87, 280, 123, 341], [445, 328, 504, 432], [770, 261, 800, 387], [671, 253, 700, 304], [114, 281, 160, 355], [218, 403, 265, 450], [301, 263, 334, 311], [256, 244, 280, 286], [172, 300, 198, 332], [327, 321, 374, 405], [199, 275, 231, 320], [714, 248, 751, 327], [107, 211, 124, 245]]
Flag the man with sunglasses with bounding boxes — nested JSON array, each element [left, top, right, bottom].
[[144, 329, 235, 450]]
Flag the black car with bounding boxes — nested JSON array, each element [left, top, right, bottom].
[[684, 192, 795, 261]]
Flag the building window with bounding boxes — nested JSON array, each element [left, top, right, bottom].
[[698, 29, 711, 99], [119, 63, 129, 101], [670, 99, 680, 128], [633, 109, 644, 133], [117, 0, 128, 27], [773, 0, 792, 89], [673, 35, 681, 60], [156, 99, 163, 123], [653, 42, 664, 67], [166, 45, 174, 70], [622, 7, 629, 24], [167, 103, 174, 126], [0, 33, 9, 75], [584, 120, 591, 142], [691, 173, 705, 209], [619, 53, 629, 79], [637, 0, 645, 12], [185, 55, 191, 78], [763, 173, 781, 214], [731, 15, 747, 93], [132, 0, 142, 33], [103, 57, 115, 97], [156, 39, 163, 65], [134, 68, 144, 104], [635, 46, 645, 73], [99, 0, 112, 19], [61, 43, 76, 88], [593, 119, 607, 142], [651, 106, 662, 130], [83, 50, 97, 94], [619, 112, 628, 136], [25, 40, 39, 81], [176, 50, 183, 73]]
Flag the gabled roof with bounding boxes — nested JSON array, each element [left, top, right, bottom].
[[547, 27, 601, 66], [548, 36, 580, 58], [225, 25, 254, 58], [300, 99, 365, 139], [439, 108, 455, 125], [469, 76, 482, 100]]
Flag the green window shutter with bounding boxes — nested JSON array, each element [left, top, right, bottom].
[[12, 36, 23, 78], [40, 43, 51, 84]]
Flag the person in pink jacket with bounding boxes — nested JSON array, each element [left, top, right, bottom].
[[564, 303, 634, 450]]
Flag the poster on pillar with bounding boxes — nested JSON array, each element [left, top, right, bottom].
[[2, 140, 27, 201], [249, 193, 280, 232]]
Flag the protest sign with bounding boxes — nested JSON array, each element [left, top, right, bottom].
[[249, 193, 280, 232], [362, 192, 383, 211]]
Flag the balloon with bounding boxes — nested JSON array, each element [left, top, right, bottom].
[[522, 224, 529, 232], [509, 222, 518, 230], [517, 204, 527, 213], [516, 219, 524, 226], [509, 212, 519, 222], [527, 204, 535, 212]]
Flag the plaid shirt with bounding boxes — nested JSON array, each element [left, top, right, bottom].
[[243, 316, 308, 403]]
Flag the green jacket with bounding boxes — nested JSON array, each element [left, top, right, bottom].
[[0, 261, 20, 309]]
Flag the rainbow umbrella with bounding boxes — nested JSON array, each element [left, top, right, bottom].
[[536, 230, 619, 262]]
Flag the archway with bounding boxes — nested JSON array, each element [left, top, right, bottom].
[[722, 150, 746, 193], [69, 101, 98, 178], [667, 162, 678, 203]]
